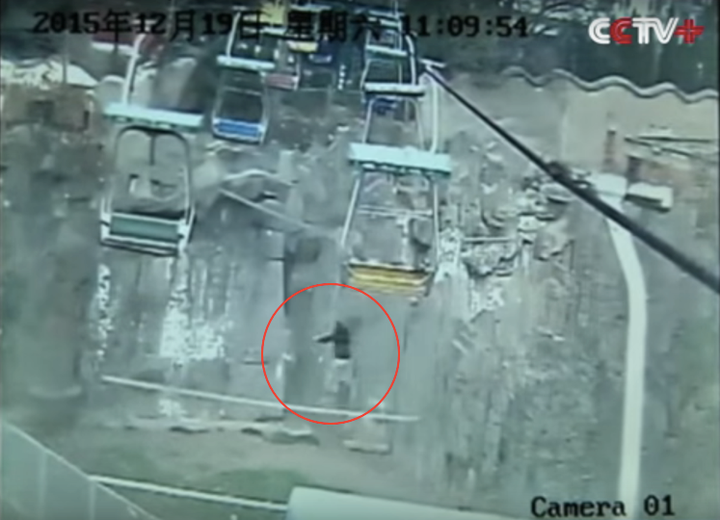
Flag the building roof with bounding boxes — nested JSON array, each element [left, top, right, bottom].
[[0, 59, 97, 89], [627, 182, 673, 209]]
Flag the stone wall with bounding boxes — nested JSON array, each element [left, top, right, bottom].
[[422, 68, 718, 176]]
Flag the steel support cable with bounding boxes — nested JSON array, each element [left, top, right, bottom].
[[424, 68, 720, 295]]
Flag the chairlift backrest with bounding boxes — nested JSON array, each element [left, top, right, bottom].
[[221, 68, 265, 91], [348, 143, 452, 178], [104, 103, 203, 133], [113, 123, 191, 162], [362, 57, 405, 85]]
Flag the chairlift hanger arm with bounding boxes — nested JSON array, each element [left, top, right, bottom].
[[424, 68, 720, 296]]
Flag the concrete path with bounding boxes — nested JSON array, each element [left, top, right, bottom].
[[599, 183, 648, 519]]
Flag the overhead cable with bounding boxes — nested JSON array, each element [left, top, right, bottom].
[[424, 68, 720, 295]]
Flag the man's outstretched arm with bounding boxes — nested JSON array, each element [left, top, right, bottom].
[[314, 331, 335, 344], [314, 321, 340, 343]]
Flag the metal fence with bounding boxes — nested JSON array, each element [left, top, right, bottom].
[[0, 421, 159, 520]]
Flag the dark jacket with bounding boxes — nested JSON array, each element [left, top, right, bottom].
[[316, 321, 352, 360]]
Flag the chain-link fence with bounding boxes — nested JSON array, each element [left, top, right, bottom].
[[0, 421, 160, 520]]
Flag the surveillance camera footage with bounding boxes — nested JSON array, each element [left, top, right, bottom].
[[0, 1, 718, 520]]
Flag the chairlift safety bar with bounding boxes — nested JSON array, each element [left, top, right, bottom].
[[348, 260, 429, 275], [356, 205, 434, 219]]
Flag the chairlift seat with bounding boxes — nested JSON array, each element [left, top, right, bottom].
[[345, 262, 431, 296]]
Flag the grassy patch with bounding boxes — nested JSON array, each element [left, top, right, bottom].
[[50, 444, 319, 520], [40, 432, 358, 520]]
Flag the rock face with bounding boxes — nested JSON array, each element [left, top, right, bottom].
[[409, 217, 433, 249], [533, 217, 571, 260], [152, 57, 197, 110]]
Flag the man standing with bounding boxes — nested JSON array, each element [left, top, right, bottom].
[[314, 320, 355, 407]]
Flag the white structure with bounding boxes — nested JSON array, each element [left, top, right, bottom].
[[0, 58, 97, 90], [285, 488, 524, 520], [626, 182, 673, 211]]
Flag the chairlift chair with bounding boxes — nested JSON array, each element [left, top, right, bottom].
[[121, 32, 206, 124], [211, 68, 269, 144], [261, 27, 304, 90], [100, 104, 201, 256], [283, 3, 338, 67], [340, 142, 451, 297], [216, 9, 278, 71]]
